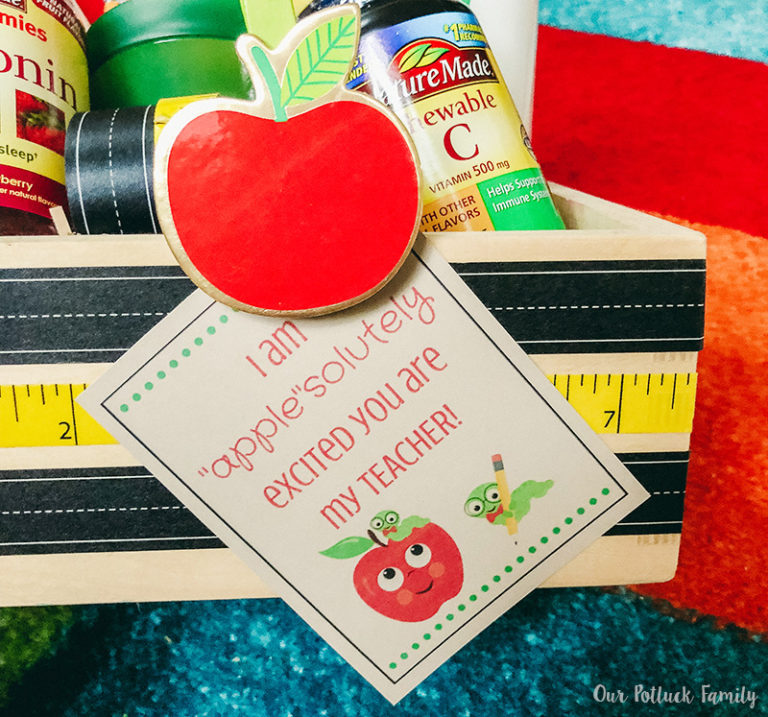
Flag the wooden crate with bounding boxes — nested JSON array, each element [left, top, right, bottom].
[[0, 183, 705, 605]]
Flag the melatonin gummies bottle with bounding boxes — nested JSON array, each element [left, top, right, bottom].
[[302, 0, 565, 232], [0, 0, 88, 235]]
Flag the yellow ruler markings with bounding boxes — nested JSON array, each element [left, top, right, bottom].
[[0, 372, 697, 448], [548, 372, 698, 434], [0, 383, 117, 448]]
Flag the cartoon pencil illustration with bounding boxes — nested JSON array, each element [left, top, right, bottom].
[[492, 453, 518, 535], [464, 455, 554, 536]]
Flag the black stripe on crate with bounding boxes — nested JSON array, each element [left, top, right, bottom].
[[605, 451, 689, 536], [0, 266, 195, 364], [0, 257, 705, 364], [454, 259, 706, 354], [0, 452, 688, 555], [0, 465, 222, 555]]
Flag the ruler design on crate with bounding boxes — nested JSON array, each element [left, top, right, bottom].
[[0, 372, 697, 448], [0, 372, 696, 555], [548, 371, 697, 434], [0, 382, 113, 448], [0, 217, 706, 596]]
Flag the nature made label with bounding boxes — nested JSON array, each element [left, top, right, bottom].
[[0, 0, 88, 217], [349, 11, 564, 232]]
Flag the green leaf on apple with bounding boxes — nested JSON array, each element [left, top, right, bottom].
[[319, 534, 374, 559], [280, 13, 357, 109]]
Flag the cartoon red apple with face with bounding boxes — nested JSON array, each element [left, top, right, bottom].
[[321, 513, 463, 622], [154, 5, 421, 316]]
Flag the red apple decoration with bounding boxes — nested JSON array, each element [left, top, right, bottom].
[[154, 6, 421, 316], [322, 518, 464, 623]]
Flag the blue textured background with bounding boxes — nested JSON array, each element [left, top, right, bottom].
[[3, 590, 766, 716], [539, 0, 768, 62]]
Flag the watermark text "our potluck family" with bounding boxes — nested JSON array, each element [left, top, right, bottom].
[[592, 684, 760, 709]]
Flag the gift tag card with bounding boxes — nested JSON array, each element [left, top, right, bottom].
[[79, 236, 648, 703]]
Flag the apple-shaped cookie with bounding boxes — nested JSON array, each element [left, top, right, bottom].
[[321, 515, 463, 622], [154, 6, 421, 316]]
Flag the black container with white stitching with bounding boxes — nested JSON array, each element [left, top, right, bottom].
[[64, 105, 158, 235]]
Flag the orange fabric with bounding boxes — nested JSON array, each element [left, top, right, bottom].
[[630, 218, 768, 634]]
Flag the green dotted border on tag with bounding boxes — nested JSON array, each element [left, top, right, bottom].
[[387, 488, 611, 670], [118, 314, 231, 413]]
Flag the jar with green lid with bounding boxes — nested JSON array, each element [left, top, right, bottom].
[[302, 0, 564, 232], [86, 0, 251, 110]]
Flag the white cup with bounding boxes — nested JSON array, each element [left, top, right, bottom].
[[465, 0, 539, 130]]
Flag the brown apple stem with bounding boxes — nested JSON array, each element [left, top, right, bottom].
[[368, 529, 387, 547]]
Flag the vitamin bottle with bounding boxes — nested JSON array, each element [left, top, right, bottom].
[[302, 0, 564, 232], [0, 0, 88, 235]]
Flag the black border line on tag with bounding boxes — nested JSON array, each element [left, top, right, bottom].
[[100, 248, 631, 685]]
